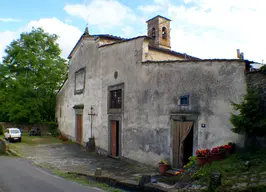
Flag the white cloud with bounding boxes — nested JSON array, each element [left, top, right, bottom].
[[122, 26, 134, 37], [137, 0, 170, 14], [1, 0, 265, 62], [134, 0, 265, 61], [64, 18, 73, 24], [137, 5, 161, 13], [24, 18, 82, 58], [0, 18, 21, 22], [0, 31, 17, 60], [0, 18, 82, 61], [64, 0, 136, 28], [166, 0, 266, 61]]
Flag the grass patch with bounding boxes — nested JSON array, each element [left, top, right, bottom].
[[20, 133, 70, 145], [192, 149, 266, 187], [35, 163, 123, 192], [7, 143, 23, 156], [2, 133, 72, 156], [4, 132, 72, 146]]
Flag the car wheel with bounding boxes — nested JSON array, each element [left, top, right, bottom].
[[18, 138, 22, 142]]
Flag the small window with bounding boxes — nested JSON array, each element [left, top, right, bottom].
[[162, 27, 167, 39], [151, 28, 156, 39], [180, 95, 189, 106], [110, 89, 122, 109]]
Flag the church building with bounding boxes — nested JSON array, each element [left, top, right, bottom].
[[56, 15, 251, 167]]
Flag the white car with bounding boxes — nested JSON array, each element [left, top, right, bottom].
[[4, 128, 22, 142]]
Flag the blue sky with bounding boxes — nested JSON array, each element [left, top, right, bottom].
[[0, 0, 265, 63]]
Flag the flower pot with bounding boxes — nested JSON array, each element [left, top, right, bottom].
[[158, 163, 169, 174], [207, 155, 213, 163], [196, 157, 208, 166], [225, 149, 232, 157], [211, 152, 225, 161]]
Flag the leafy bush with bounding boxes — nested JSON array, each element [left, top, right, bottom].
[[45, 122, 60, 137], [57, 134, 69, 141], [230, 87, 266, 137], [184, 156, 197, 169], [0, 124, 3, 135]]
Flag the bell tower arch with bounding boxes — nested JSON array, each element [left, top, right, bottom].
[[146, 15, 171, 49]]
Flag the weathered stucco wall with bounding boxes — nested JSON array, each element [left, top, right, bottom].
[[56, 37, 145, 151], [56, 36, 247, 167], [99, 38, 144, 154], [142, 40, 184, 62], [121, 60, 246, 166], [146, 49, 184, 61], [56, 37, 102, 145]]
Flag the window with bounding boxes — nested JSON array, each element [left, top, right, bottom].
[[11, 130, 20, 134], [108, 83, 124, 114], [180, 95, 189, 106], [162, 27, 167, 39], [74, 67, 86, 95], [151, 28, 156, 39], [110, 89, 122, 109]]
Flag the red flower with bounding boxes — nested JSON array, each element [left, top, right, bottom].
[[224, 145, 232, 149], [196, 149, 210, 157]]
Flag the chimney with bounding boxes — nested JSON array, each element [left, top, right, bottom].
[[237, 49, 240, 59], [237, 49, 244, 60]]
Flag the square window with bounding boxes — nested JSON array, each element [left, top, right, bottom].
[[180, 95, 189, 106], [110, 89, 122, 109], [108, 83, 124, 114]]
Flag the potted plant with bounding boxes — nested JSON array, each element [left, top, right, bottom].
[[196, 149, 208, 166], [206, 149, 213, 163], [158, 160, 169, 174], [224, 144, 232, 157], [210, 146, 225, 161]]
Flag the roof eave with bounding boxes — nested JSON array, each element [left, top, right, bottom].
[[146, 15, 171, 23]]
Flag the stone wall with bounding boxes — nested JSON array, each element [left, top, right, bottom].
[[246, 71, 266, 90], [122, 60, 246, 165], [0, 122, 50, 133], [0, 138, 7, 154]]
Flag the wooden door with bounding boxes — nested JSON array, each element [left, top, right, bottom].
[[76, 114, 83, 144], [172, 121, 193, 168], [172, 121, 180, 168], [111, 121, 117, 157]]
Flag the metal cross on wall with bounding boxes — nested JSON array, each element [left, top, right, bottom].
[[88, 106, 97, 138]]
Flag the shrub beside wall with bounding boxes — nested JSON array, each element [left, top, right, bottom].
[[0, 124, 3, 135], [0, 138, 7, 154]]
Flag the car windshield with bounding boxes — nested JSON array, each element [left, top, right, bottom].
[[10, 130, 20, 133]]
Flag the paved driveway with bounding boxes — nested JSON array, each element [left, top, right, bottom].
[[14, 142, 156, 179], [0, 156, 102, 192]]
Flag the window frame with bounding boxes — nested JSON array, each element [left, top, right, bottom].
[[74, 67, 86, 95], [180, 95, 190, 106], [110, 89, 122, 109], [108, 83, 124, 114]]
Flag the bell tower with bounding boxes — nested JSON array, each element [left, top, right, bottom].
[[146, 15, 171, 49]]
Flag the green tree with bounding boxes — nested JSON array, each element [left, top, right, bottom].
[[230, 87, 266, 148], [0, 28, 67, 123]]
